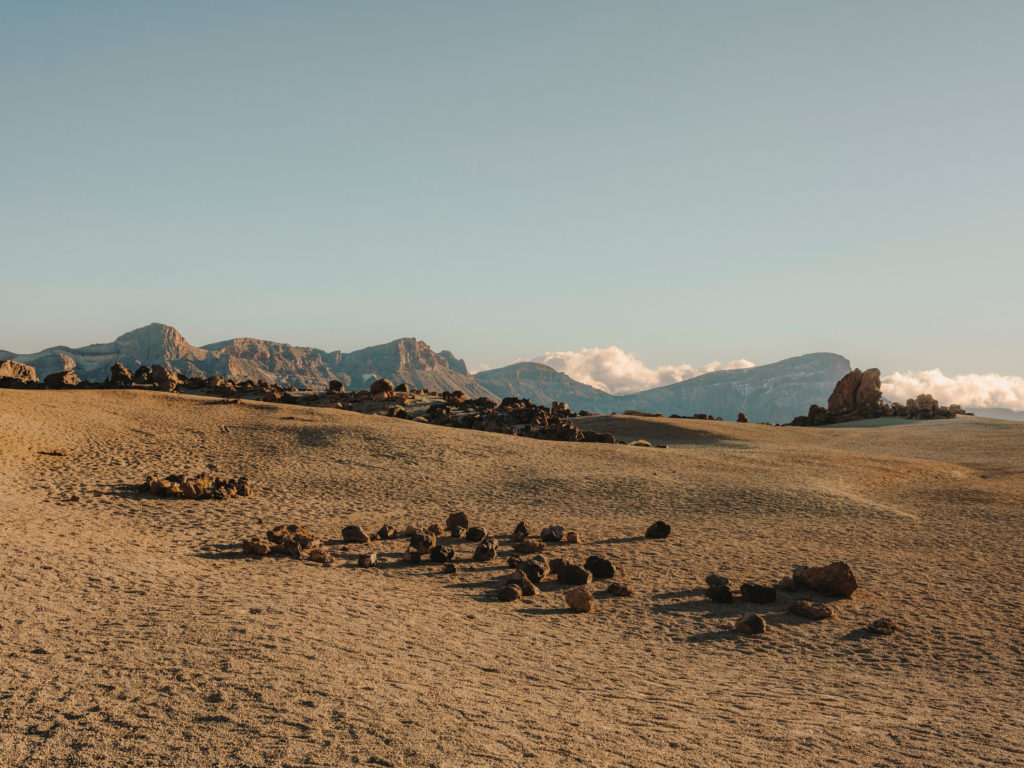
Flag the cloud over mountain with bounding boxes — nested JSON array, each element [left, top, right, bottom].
[[532, 347, 756, 395], [882, 369, 1024, 410]]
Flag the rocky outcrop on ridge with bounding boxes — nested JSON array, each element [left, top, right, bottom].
[[791, 367, 965, 426]]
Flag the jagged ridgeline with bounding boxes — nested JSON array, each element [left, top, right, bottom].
[[2, 323, 853, 423]]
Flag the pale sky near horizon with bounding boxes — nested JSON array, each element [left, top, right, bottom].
[[2, 1, 1023, 380]]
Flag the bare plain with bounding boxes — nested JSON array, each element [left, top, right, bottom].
[[1, 389, 1022, 767]]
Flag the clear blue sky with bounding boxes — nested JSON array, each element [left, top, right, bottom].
[[2, 1, 1022, 375]]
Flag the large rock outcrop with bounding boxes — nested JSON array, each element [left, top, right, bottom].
[[0, 359, 38, 386]]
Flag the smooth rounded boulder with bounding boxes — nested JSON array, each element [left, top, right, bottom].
[[735, 614, 767, 635], [565, 587, 594, 613]]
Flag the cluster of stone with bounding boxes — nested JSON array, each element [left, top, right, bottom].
[[140, 473, 251, 500]]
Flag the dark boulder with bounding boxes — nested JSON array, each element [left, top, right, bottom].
[[740, 583, 776, 604], [583, 555, 615, 580], [645, 521, 671, 539]]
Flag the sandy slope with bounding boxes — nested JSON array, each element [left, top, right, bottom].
[[1, 390, 1021, 767]]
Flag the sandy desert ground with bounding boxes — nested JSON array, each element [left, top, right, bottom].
[[1, 389, 1022, 767]]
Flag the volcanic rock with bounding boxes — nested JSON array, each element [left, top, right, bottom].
[[540, 525, 565, 543], [497, 584, 522, 602], [583, 555, 615, 580], [788, 600, 834, 620], [706, 584, 734, 603], [341, 525, 370, 544], [793, 561, 857, 598], [558, 563, 593, 586], [465, 526, 488, 542], [473, 538, 498, 562], [511, 521, 531, 542], [445, 512, 470, 531], [740, 583, 777, 604], [705, 573, 729, 588], [867, 618, 899, 635], [645, 521, 671, 539], [565, 587, 594, 613], [735, 614, 767, 635], [429, 545, 455, 563]]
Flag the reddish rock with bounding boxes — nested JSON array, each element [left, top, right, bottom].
[[497, 584, 522, 602], [341, 525, 370, 544], [735, 614, 767, 635], [788, 600, 833, 620], [566, 531, 583, 544], [445, 512, 470, 531], [793, 561, 857, 598], [307, 548, 334, 564], [565, 587, 594, 613]]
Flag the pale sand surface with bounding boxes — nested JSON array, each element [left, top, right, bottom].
[[1, 390, 1022, 767]]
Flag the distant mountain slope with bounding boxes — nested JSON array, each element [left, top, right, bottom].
[[969, 407, 1024, 422], [9, 324, 494, 395], [475, 362, 619, 412], [617, 353, 852, 423]]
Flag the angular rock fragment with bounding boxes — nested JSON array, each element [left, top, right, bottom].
[[788, 600, 833, 620]]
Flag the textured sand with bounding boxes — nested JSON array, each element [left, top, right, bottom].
[[1, 390, 1022, 767]]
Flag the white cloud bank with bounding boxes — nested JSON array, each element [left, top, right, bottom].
[[533, 347, 756, 395], [882, 369, 1024, 411]]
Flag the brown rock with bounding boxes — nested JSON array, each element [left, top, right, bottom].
[[377, 524, 397, 540], [357, 552, 377, 568], [497, 584, 522, 602], [109, 362, 133, 388], [558, 563, 592, 585], [341, 525, 370, 544], [540, 525, 565, 542], [465, 526, 488, 542], [241, 537, 271, 556], [705, 584, 733, 603], [566, 531, 583, 544], [705, 573, 729, 587], [0, 359, 39, 386], [793, 561, 857, 598], [507, 569, 538, 597], [867, 618, 899, 635], [445, 512, 470, 531], [429, 544, 455, 563], [584, 555, 615, 580], [548, 557, 566, 574], [440, 563, 456, 574], [427, 523, 444, 536], [606, 582, 633, 597], [473, 538, 498, 562], [788, 600, 833, 620], [409, 530, 436, 554], [511, 521, 531, 542], [565, 587, 594, 613], [514, 540, 546, 554], [518, 556, 549, 585], [369, 379, 394, 395], [735, 614, 767, 635], [736, 412, 749, 423], [506, 555, 523, 569], [307, 548, 334, 564]]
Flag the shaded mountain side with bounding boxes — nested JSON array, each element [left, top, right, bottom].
[[9, 324, 494, 396], [474, 362, 619, 412], [616, 353, 852, 424]]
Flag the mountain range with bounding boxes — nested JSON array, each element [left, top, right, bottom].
[[3, 323, 851, 423]]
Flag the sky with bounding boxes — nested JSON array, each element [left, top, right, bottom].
[[2, 1, 1023, 394]]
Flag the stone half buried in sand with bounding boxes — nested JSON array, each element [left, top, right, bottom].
[[606, 582, 633, 597], [565, 587, 594, 613], [866, 618, 899, 635], [793, 561, 858, 598], [788, 600, 834, 620], [445, 511, 469, 532], [735, 614, 767, 635], [645, 521, 670, 539], [357, 552, 377, 568]]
